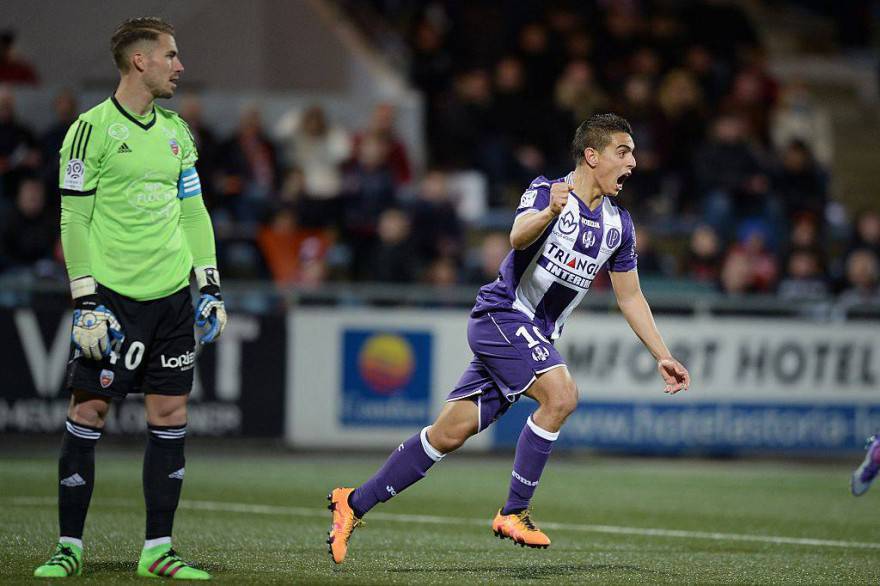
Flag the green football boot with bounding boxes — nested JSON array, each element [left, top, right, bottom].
[[34, 541, 83, 578], [136, 543, 211, 580]]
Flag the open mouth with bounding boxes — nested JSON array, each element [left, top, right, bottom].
[[616, 172, 631, 191]]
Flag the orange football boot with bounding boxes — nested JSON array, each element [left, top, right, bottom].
[[492, 509, 551, 548], [327, 487, 362, 564]]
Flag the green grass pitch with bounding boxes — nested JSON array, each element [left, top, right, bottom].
[[2, 442, 879, 584]]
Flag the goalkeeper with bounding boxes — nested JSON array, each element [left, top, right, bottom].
[[35, 17, 225, 580]]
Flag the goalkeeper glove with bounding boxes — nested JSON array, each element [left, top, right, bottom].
[[70, 276, 124, 360], [194, 266, 227, 344]]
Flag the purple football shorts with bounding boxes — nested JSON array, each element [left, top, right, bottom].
[[446, 310, 566, 432]]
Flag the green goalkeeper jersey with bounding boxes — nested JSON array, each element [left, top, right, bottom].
[[59, 96, 213, 301]]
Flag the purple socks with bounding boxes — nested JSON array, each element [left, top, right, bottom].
[[502, 415, 558, 515], [349, 427, 444, 518]]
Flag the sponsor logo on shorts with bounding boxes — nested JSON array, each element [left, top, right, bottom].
[[386, 485, 397, 496], [160, 350, 196, 371], [532, 346, 549, 362], [99, 369, 114, 388], [512, 470, 538, 487]]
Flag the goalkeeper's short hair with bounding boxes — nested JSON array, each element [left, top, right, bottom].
[[111, 17, 175, 72]]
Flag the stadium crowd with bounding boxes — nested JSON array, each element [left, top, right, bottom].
[[0, 1, 878, 305]]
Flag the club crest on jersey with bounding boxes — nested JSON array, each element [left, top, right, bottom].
[[582, 230, 596, 248], [99, 369, 114, 389], [558, 210, 579, 235], [532, 346, 550, 362], [169, 138, 180, 156], [606, 227, 621, 248]]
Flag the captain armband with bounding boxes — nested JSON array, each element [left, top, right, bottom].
[[177, 168, 202, 199]]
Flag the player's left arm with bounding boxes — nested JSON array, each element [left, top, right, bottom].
[[177, 118, 226, 343], [607, 213, 689, 394]]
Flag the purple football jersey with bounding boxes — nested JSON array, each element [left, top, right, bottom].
[[473, 172, 637, 340]]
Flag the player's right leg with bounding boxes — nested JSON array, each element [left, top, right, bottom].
[[328, 398, 478, 564], [34, 390, 111, 578]]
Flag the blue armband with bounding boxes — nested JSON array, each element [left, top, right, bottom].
[[178, 167, 202, 199]]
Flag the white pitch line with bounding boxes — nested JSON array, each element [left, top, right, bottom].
[[8, 496, 880, 551]]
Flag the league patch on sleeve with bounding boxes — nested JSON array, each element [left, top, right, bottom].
[[63, 159, 86, 191], [519, 189, 537, 209]]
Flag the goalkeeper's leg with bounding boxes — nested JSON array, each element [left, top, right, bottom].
[[34, 390, 110, 578], [137, 394, 210, 580]]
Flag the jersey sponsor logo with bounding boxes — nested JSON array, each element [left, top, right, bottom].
[[160, 350, 196, 370], [117, 142, 132, 154], [538, 242, 600, 289], [583, 218, 600, 228], [558, 210, 579, 235], [532, 345, 550, 362], [606, 227, 621, 248], [169, 138, 179, 156], [63, 159, 85, 191], [582, 230, 596, 248], [99, 368, 114, 388], [519, 189, 537, 209], [127, 171, 178, 220], [107, 123, 130, 141]]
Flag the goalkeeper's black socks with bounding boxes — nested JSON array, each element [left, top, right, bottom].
[[143, 424, 186, 539], [59, 419, 101, 540]]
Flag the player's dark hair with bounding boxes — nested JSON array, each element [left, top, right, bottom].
[[111, 17, 175, 72], [571, 113, 633, 166]]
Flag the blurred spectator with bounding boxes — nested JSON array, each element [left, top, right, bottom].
[[656, 68, 706, 199], [618, 75, 664, 208], [777, 249, 829, 301], [464, 231, 509, 286], [694, 114, 780, 236], [720, 224, 779, 295], [771, 80, 833, 167], [408, 17, 453, 100], [0, 176, 57, 272], [0, 31, 38, 85], [39, 89, 77, 198], [431, 68, 493, 168], [847, 210, 880, 258], [351, 103, 412, 185], [633, 226, 667, 276], [554, 60, 608, 129], [683, 225, 722, 285], [360, 208, 417, 282], [0, 86, 39, 198], [408, 169, 463, 263], [256, 206, 331, 286], [516, 21, 560, 100], [276, 105, 350, 225], [774, 140, 828, 220], [718, 59, 778, 144], [217, 106, 279, 223], [838, 248, 880, 306], [343, 131, 398, 231], [423, 256, 458, 287], [179, 94, 219, 207]]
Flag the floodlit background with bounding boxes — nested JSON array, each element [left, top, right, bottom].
[[1, 1, 879, 582]]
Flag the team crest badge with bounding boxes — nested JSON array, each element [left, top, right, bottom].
[[582, 230, 596, 248], [99, 369, 115, 389], [531, 346, 550, 362], [169, 138, 179, 156]]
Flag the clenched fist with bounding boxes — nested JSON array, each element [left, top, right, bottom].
[[549, 182, 572, 217]]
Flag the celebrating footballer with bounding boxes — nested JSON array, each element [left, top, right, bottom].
[[327, 113, 690, 563]]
